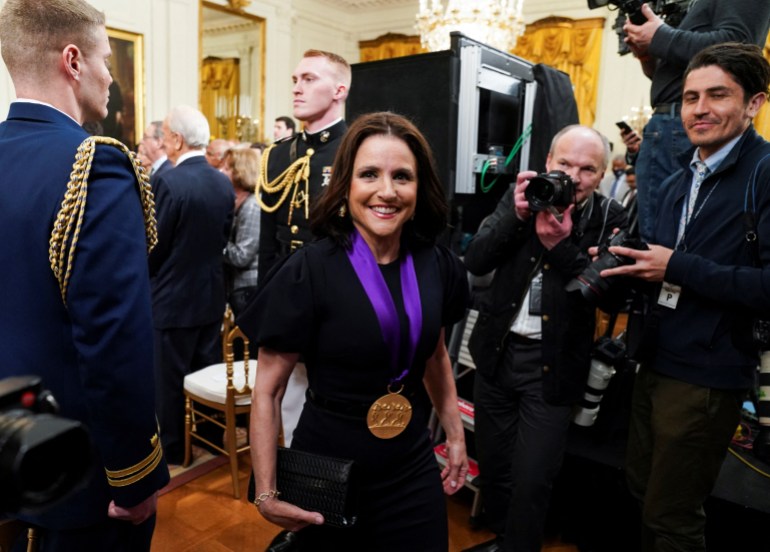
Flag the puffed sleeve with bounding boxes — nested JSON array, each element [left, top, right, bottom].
[[237, 247, 317, 353], [436, 245, 470, 327]]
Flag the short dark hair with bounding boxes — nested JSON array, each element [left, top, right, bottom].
[[685, 42, 770, 101], [275, 116, 295, 132], [312, 112, 448, 248]]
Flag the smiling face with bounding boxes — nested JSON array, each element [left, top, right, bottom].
[[348, 134, 418, 259], [682, 65, 764, 160], [545, 127, 606, 205], [78, 26, 113, 123]]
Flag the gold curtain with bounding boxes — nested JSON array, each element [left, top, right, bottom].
[[201, 57, 240, 140], [755, 34, 770, 140], [512, 17, 605, 127], [358, 33, 426, 62]]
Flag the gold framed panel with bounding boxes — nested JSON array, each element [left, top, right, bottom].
[[105, 28, 144, 148], [200, 1, 265, 143]]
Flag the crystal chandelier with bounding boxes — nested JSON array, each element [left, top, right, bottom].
[[415, 0, 526, 53]]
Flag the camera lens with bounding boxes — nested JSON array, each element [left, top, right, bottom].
[[566, 230, 648, 303], [0, 411, 91, 512], [526, 178, 556, 211], [524, 170, 575, 212]]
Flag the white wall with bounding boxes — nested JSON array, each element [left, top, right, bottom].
[[0, 0, 650, 151], [0, 0, 199, 122]]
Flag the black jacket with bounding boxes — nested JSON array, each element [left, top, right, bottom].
[[465, 187, 627, 404], [649, 127, 770, 389]]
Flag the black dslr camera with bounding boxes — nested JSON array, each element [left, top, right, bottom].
[[588, 0, 647, 24], [566, 229, 648, 303], [525, 170, 575, 212], [0, 376, 91, 513], [588, 0, 690, 55]]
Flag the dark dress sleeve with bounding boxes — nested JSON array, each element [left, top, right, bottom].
[[237, 247, 317, 353], [436, 245, 470, 327]]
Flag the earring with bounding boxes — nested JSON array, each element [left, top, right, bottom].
[[338, 203, 347, 218]]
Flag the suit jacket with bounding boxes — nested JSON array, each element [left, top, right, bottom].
[[0, 102, 169, 528], [149, 155, 234, 328], [150, 158, 172, 187]]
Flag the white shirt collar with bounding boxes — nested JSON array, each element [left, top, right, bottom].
[[175, 150, 205, 166], [152, 155, 168, 172]]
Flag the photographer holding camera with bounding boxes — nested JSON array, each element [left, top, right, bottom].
[[599, 43, 770, 552], [622, 0, 770, 242], [462, 125, 627, 552]]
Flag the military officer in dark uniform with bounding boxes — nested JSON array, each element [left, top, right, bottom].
[[256, 49, 351, 280], [250, 49, 350, 552], [0, 1, 169, 550]]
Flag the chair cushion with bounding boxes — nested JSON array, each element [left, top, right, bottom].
[[184, 360, 257, 405]]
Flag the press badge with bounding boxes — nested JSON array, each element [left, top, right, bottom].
[[529, 272, 543, 315], [657, 281, 681, 309]]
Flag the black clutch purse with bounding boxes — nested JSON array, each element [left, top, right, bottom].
[[276, 446, 358, 529]]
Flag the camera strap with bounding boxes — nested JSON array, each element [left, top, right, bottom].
[[574, 194, 612, 245], [742, 153, 770, 268]]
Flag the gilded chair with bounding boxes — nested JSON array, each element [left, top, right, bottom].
[[182, 315, 256, 498]]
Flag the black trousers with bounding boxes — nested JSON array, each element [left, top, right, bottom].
[[154, 321, 221, 464], [12, 516, 155, 552], [473, 338, 572, 552]]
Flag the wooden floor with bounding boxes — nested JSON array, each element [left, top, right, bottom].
[[152, 454, 578, 552]]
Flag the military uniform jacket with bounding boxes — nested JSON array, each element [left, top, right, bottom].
[[257, 120, 347, 280], [0, 102, 169, 528]]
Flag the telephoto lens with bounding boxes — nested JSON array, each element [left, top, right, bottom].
[[753, 350, 770, 463], [565, 230, 648, 303], [573, 336, 627, 427]]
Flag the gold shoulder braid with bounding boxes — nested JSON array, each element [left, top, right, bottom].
[[49, 136, 158, 305], [255, 142, 314, 226]]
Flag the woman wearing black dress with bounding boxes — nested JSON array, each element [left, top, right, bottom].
[[242, 112, 469, 550]]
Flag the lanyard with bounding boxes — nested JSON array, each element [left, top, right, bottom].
[[346, 229, 422, 383], [677, 178, 721, 250]]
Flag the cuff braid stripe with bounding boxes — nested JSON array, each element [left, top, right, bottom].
[[105, 435, 163, 487]]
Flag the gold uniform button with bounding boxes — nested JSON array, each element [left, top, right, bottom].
[[542, 314, 549, 322], [290, 225, 299, 235], [543, 365, 550, 373], [543, 263, 550, 270]]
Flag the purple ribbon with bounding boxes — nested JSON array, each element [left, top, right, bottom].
[[346, 229, 422, 384]]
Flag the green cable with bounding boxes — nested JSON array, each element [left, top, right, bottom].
[[480, 123, 533, 194]]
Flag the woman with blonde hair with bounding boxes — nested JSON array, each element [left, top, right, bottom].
[[222, 146, 261, 315]]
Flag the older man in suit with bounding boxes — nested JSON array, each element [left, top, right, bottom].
[[140, 120, 171, 184], [150, 105, 235, 465], [0, 1, 168, 550]]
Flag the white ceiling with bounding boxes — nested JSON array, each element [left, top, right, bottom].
[[315, 0, 414, 9]]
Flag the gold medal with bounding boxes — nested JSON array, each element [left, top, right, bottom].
[[367, 385, 412, 439]]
